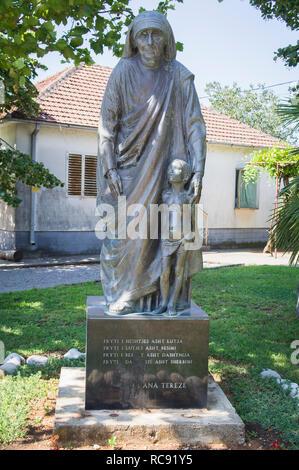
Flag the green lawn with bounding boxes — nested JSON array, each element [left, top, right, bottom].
[[0, 265, 298, 447]]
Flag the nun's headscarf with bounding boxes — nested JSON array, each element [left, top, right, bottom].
[[122, 10, 177, 62]]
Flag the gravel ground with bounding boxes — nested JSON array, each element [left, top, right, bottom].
[[0, 264, 101, 293]]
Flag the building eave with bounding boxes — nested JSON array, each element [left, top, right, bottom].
[[0, 116, 97, 132], [0, 117, 283, 150], [206, 140, 279, 150]]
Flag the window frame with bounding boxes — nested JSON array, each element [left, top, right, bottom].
[[235, 167, 259, 210]]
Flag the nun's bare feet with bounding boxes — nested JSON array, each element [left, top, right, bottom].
[[151, 303, 167, 315], [166, 305, 177, 317]]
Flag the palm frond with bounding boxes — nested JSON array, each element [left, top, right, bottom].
[[276, 102, 299, 131], [270, 176, 299, 266]]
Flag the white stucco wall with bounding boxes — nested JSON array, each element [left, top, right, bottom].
[[201, 144, 276, 230], [15, 123, 98, 231], [11, 121, 276, 236], [0, 121, 16, 148], [0, 122, 17, 233]]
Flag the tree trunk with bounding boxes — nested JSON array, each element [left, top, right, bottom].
[[264, 208, 277, 255], [263, 237, 273, 255]]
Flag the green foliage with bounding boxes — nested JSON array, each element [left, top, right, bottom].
[[277, 102, 299, 135], [269, 94, 299, 265], [277, 88, 299, 154], [20, 356, 86, 380], [270, 175, 299, 266], [0, 281, 102, 357], [0, 266, 298, 380], [217, 0, 299, 67], [247, 0, 298, 30], [275, 41, 299, 68], [0, 146, 64, 207], [0, 266, 298, 446], [108, 436, 117, 447], [0, 0, 183, 116], [205, 81, 294, 142], [243, 144, 299, 185], [210, 362, 299, 449], [0, 371, 49, 444], [193, 266, 299, 382], [242, 93, 299, 253]]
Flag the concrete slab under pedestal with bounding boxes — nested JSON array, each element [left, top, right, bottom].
[[54, 367, 245, 446]]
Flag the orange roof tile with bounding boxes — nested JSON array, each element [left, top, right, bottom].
[[8, 63, 282, 148], [202, 106, 282, 148]]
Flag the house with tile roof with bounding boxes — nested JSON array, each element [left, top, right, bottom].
[[0, 64, 281, 254]]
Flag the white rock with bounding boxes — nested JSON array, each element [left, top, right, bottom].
[[63, 348, 85, 360], [260, 369, 281, 380], [287, 382, 299, 399], [4, 353, 25, 365], [281, 382, 290, 391], [0, 353, 25, 374], [0, 362, 19, 375], [281, 380, 299, 398], [27, 355, 48, 366], [276, 378, 299, 400]]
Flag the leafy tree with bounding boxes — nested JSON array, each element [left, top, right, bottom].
[[218, 0, 299, 67], [0, 0, 182, 207], [243, 145, 299, 188], [0, 0, 183, 116], [0, 141, 63, 208], [205, 81, 294, 142]]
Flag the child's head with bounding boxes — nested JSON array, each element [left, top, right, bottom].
[[167, 159, 191, 185]]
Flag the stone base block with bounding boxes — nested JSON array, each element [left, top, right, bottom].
[[54, 368, 245, 446], [86, 297, 209, 410]]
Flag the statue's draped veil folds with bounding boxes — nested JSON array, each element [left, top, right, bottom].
[[122, 10, 177, 61]]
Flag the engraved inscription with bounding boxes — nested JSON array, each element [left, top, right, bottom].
[[101, 338, 192, 367], [143, 382, 187, 390]]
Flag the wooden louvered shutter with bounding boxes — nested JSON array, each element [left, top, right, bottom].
[[68, 154, 82, 195], [84, 155, 97, 197]]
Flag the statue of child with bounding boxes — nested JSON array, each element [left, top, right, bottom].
[[154, 159, 194, 316]]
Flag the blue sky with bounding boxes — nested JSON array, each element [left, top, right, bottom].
[[35, 0, 298, 102]]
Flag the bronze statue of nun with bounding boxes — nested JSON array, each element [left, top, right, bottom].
[[97, 10, 206, 315]]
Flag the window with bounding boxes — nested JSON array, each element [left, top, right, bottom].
[[235, 169, 258, 209], [67, 153, 97, 197]]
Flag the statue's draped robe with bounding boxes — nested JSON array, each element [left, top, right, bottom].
[[97, 56, 206, 308]]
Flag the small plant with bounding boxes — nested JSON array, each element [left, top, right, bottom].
[[108, 436, 117, 447], [246, 430, 258, 441], [63, 441, 74, 449], [0, 371, 48, 444], [34, 416, 43, 424], [44, 406, 54, 415], [271, 442, 285, 450]]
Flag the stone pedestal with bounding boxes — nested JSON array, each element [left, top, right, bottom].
[[85, 296, 209, 410], [54, 368, 245, 446]]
